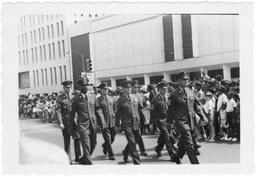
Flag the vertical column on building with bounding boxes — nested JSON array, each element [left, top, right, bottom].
[[200, 67, 208, 77], [172, 15, 183, 60], [144, 74, 150, 85], [191, 15, 199, 58], [223, 65, 231, 80], [111, 78, 116, 90], [163, 72, 170, 82]]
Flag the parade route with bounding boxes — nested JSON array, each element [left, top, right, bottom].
[[19, 119, 240, 165]]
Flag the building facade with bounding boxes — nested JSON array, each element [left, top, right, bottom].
[[69, 14, 239, 90], [18, 14, 72, 96]]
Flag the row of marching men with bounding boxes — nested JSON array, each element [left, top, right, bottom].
[[55, 71, 207, 165]]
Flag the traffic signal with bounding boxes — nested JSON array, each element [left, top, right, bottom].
[[86, 59, 92, 72]]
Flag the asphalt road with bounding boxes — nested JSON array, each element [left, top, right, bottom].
[[19, 119, 240, 165]]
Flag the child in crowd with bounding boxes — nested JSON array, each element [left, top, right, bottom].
[[219, 102, 228, 140], [226, 92, 237, 141]]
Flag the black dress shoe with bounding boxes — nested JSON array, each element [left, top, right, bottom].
[[75, 157, 80, 162], [140, 151, 148, 156], [102, 144, 107, 155], [122, 150, 129, 163], [170, 155, 181, 164], [195, 144, 202, 149], [109, 156, 116, 160], [155, 149, 162, 157], [195, 149, 200, 156]]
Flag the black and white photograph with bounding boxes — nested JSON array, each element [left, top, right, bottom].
[[1, 1, 255, 175]]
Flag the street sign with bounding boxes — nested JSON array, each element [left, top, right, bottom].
[[80, 72, 94, 85]]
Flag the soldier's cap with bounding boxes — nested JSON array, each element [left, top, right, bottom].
[[61, 81, 72, 87], [215, 75, 223, 81], [176, 71, 189, 81], [131, 80, 139, 87], [195, 81, 202, 86], [121, 80, 132, 88], [77, 77, 89, 86], [218, 86, 226, 92], [98, 82, 108, 90], [157, 81, 167, 89]]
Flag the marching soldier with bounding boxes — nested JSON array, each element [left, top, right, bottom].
[[70, 77, 97, 165], [116, 80, 140, 164], [96, 83, 116, 160], [152, 81, 175, 160], [169, 72, 207, 164], [55, 81, 81, 164]]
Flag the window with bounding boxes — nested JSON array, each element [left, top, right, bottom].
[[36, 70, 39, 87], [18, 52, 21, 65], [64, 65, 67, 81], [31, 48, 34, 63], [30, 31, 33, 44], [42, 27, 45, 40], [181, 14, 193, 59], [39, 46, 42, 61], [47, 15, 49, 21], [37, 15, 40, 24], [29, 15, 32, 27], [57, 22, 60, 36], [48, 44, 51, 59], [51, 15, 53, 20], [33, 30, 36, 43], [51, 24, 54, 38], [33, 15, 35, 26], [35, 47, 38, 62], [38, 28, 41, 41], [19, 71, 30, 89], [47, 25, 50, 39], [43, 45, 46, 61], [33, 70, 36, 87], [41, 15, 44, 23], [23, 16, 26, 29], [58, 41, 61, 58], [50, 68, 53, 85], [52, 42, 55, 59], [45, 68, 48, 86], [62, 40, 65, 57], [20, 18, 23, 30], [54, 67, 57, 85], [60, 21, 64, 36], [25, 33, 28, 46], [163, 15, 175, 62], [59, 66, 63, 83], [21, 34, 24, 46], [26, 50, 29, 64], [18, 36, 20, 48], [41, 69, 44, 86], [22, 51, 25, 65]]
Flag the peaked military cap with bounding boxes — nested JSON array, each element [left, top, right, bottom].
[[61, 81, 72, 87], [157, 81, 167, 89], [98, 82, 108, 89], [120, 80, 132, 88], [176, 71, 189, 80], [77, 77, 89, 86], [131, 80, 139, 87]]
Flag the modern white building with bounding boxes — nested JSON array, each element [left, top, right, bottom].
[[18, 14, 72, 96], [69, 14, 239, 90]]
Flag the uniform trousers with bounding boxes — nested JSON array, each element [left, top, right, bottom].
[[124, 129, 146, 155], [62, 128, 81, 161], [123, 128, 140, 164], [155, 123, 175, 157], [102, 127, 116, 157], [175, 123, 199, 164]]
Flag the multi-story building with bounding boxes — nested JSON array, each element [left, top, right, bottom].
[[69, 14, 239, 90], [18, 14, 72, 96]]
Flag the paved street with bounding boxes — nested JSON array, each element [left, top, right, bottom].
[[19, 119, 240, 164]]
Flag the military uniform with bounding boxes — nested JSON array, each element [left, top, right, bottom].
[[55, 81, 81, 163], [96, 83, 116, 159], [70, 78, 97, 165], [168, 72, 206, 164], [152, 82, 175, 159], [116, 80, 140, 164]]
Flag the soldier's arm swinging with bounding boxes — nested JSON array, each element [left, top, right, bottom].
[[55, 95, 64, 129]]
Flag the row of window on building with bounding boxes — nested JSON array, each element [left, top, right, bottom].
[[19, 40, 66, 66], [19, 14, 63, 31], [18, 21, 65, 48], [32, 65, 67, 88]]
